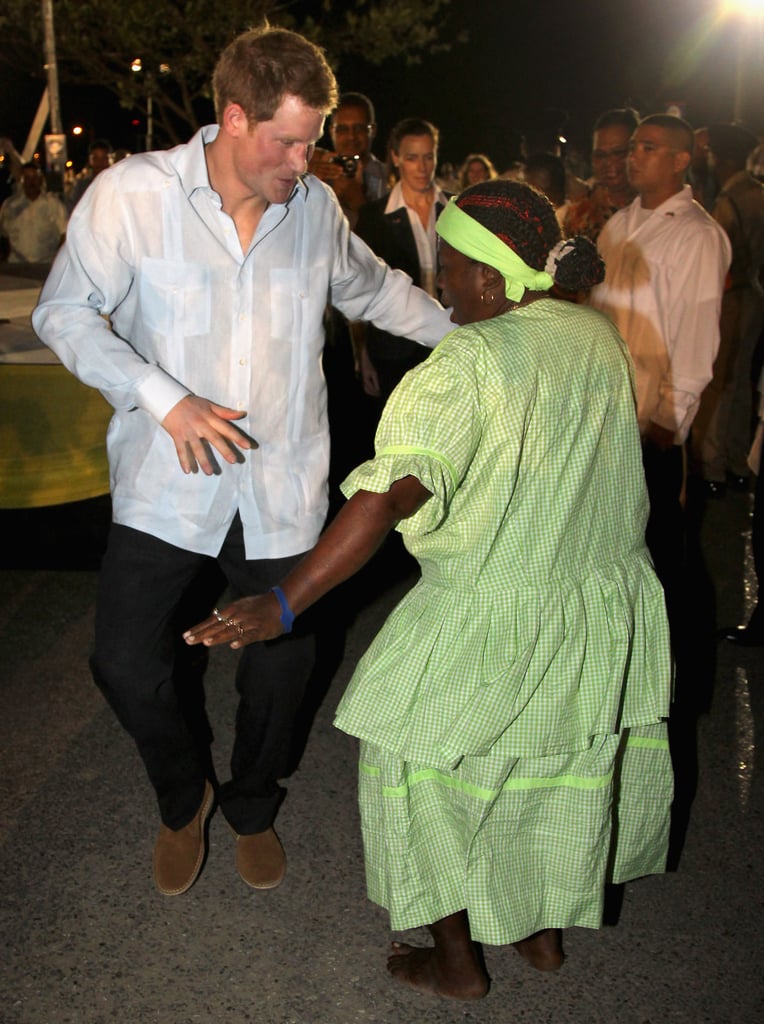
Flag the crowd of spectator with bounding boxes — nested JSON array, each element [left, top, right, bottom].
[[2, 98, 763, 649], [0, 135, 129, 262]]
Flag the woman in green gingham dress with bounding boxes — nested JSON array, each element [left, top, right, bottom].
[[185, 180, 673, 1001]]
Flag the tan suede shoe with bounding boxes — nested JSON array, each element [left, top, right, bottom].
[[233, 826, 286, 890], [152, 780, 214, 896]]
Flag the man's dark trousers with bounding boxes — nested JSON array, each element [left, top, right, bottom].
[[91, 513, 314, 832]]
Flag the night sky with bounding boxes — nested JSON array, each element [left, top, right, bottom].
[[2, 0, 762, 174]]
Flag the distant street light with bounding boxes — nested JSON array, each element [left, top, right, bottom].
[[720, 0, 764, 121], [131, 59, 170, 152], [722, 0, 764, 12]]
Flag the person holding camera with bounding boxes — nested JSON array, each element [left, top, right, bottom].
[[354, 117, 452, 403], [310, 94, 390, 502], [309, 92, 387, 228]]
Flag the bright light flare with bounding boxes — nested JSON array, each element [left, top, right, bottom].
[[721, 0, 764, 16]]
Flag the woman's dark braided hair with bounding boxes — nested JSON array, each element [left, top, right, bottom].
[[454, 179, 604, 291]]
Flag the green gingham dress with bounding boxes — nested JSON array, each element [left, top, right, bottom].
[[336, 299, 674, 946]]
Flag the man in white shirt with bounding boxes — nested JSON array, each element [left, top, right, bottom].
[[589, 114, 731, 616], [0, 162, 67, 263], [33, 26, 451, 898]]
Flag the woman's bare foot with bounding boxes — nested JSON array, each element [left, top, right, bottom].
[[387, 942, 489, 1000], [386, 911, 489, 1000], [512, 928, 564, 971]]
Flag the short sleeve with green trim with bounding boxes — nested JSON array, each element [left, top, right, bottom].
[[341, 329, 484, 536]]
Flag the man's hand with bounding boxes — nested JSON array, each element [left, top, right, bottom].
[[308, 147, 366, 221], [308, 147, 346, 185], [357, 344, 381, 397], [350, 323, 381, 397], [162, 395, 257, 475], [183, 593, 283, 649]]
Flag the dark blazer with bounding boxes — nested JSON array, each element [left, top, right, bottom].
[[355, 193, 451, 365]]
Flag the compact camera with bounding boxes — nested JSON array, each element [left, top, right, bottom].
[[331, 154, 360, 178]]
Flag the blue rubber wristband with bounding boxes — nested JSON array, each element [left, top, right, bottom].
[[270, 586, 295, 633]]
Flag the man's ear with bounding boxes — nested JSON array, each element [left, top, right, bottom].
[[674, 150, 691, 177], [222, 103, 249, 139]]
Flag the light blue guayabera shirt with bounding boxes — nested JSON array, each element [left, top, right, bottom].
[[33, 125, 452, 559]]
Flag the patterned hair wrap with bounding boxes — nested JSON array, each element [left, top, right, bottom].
[[436, 196, 554, 303]]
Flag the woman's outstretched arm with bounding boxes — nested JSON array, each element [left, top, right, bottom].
[[183, 475, 431, 648]]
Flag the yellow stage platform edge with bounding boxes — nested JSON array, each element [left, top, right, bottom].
[[0, 364, 112, 508]]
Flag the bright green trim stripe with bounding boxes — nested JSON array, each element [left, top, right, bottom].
[[626, 736, 669, 751], [377, 445, 458, 491], [359, 762, 614, 801], [359, 736, 668, 801]]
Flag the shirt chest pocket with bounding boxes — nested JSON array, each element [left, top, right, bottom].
[[269, 268, 310, 341], [139, 258, 211, 337]]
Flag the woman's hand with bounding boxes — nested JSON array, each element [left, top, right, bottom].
[[183, 593, 283, 649], [184, 477, 433, 651]]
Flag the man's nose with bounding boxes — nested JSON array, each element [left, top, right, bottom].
[[289, 145, 310, 172]]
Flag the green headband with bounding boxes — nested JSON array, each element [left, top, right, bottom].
[[436, 198, 554, 303]]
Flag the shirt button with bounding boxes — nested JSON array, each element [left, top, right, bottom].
[[239, 357, 247, 366], [236, 402, 245, 411]]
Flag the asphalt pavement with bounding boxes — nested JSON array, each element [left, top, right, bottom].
[[1, 484, 762, 1024]]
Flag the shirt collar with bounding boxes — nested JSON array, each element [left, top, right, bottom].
[[172, 125, 219, 197], [384, 180, 449, 215], [636, 183, 694, 217]]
